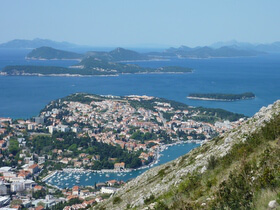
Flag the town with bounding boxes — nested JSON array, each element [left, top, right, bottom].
[[0, 93, 245, 209]]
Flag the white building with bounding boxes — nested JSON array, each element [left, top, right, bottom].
[[38, 156, 45, 164], [0, 185, 7, 195], [58, 125, 70, 133], [48, 126, 57, 134], [11, 182, 25, 192], [0, 167, 12, 173], [0, 196, 10, 207], [100, 187, 118, 194], [27, 124, 35, 130]]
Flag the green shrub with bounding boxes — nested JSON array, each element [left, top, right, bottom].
[[207, 155, 218, 170], [155, 201, 169, 210], [144, 194, 155, 204], [113, 196, 122, 205]]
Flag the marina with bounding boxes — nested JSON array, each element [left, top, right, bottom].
[[45, 142, 199, 189]]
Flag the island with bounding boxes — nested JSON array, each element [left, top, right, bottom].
[[0, 44, 264, 77], [26, 46, 83, 60], [187, 92, 255, 101], [160, 46, 262, 58], [1, 58, 193, 76], [0, 38, 266, 58], [26, 46, 148, 61]]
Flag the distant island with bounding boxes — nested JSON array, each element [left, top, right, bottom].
[[0, 46, 194, 76], [26, 46, 149, 61], [1, 61, 192, 76], [26, 46, 83, 60], [0, 38, 270, 58], [0, 38, 79, 49], [159, 46, 262, 59], [187, 92, 255, 101], [0, 43, 268, 77]]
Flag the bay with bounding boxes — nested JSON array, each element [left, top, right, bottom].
[[46, 142, 198, 189]]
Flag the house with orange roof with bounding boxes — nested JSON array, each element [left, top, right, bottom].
[[114, 162, 125, 171], [34, 185, 43, 192], [28, 164, 39, 174], [72, 185, 79, 195], [82, 199, 96, 207], [66, 195, 79, 201], [35, 205, 44, 210], [18, 170, 31, 179], [106, 180, 118, 186]]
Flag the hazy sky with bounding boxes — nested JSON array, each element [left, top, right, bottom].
[[0, 0, 279, 47]]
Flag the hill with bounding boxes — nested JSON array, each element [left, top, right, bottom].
[[26, 46, 83, 60], [0, 38, 79, 49], [97, 100, 280, 209], [109, 47, 148, 61], [163, 46, 262, 58], [85, 47, 149, 61], [211, 40, 280, 53]]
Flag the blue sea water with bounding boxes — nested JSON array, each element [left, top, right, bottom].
[[1, 49, 280, 188], [46, 143, 198, 189], [0, 49, 280, 118]]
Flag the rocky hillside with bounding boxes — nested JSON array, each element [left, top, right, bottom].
[[95, 100, 280, 210]]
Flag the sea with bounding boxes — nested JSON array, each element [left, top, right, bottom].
[[1, 48, 280, 188], [46, 142, 198, 189]]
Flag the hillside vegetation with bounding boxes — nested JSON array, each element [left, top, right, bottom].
[[96, 100, 280, 209]]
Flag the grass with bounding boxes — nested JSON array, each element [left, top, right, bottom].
[[254, 189, 280, 210], [152, 113, 280, 209]]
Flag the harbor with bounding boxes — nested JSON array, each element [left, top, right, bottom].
[[45, 141, 199, 189]]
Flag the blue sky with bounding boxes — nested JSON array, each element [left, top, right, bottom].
[[0, 0, 279, 47]]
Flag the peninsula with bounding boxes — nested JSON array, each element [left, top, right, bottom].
[[0, 92, 247, 208], [187, 92, 255, 101]]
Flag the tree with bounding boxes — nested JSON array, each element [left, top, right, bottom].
[[9, 139, 19, 155]]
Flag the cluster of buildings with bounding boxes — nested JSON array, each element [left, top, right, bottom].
[[0, 94, 245, 209], [61, 179, 123, 210], [39, 95, 244, 166]]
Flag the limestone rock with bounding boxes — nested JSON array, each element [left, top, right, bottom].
[[268, 200, 278, 209]]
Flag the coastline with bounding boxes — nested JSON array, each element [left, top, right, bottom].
[[25, 57, 82, 61], [187, 96, 255, 101], [0, 71, 192, 77], [42, 140, 204, 186]]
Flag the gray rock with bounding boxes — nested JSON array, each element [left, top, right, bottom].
[[200, 166, 207, 173], [268, 200, 278, 209]]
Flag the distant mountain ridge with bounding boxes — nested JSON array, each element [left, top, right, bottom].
[[1, 38, 279, 57], [161, 46, 263, 58], [211, 40, 280, 53], [0, 38, 80, 49]]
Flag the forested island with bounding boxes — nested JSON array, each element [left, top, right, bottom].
[[26, 46, 83, 60], [0, 44, 263, 77], [1, 59, 192, 76], [187, 92, 255, 101]]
